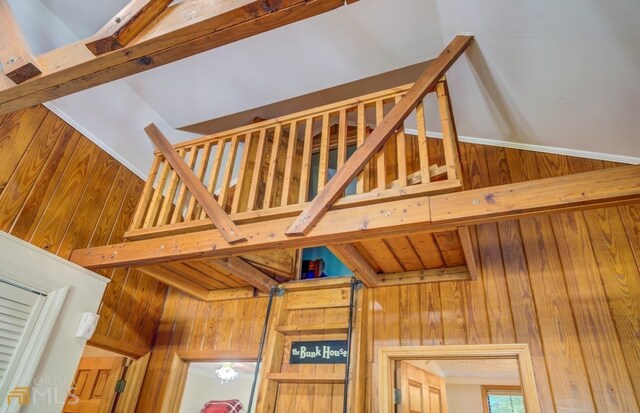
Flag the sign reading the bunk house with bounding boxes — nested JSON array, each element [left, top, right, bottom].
[[290, 340, 348, 364]]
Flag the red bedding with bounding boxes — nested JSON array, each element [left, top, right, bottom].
[[199, 399, 244, 413]]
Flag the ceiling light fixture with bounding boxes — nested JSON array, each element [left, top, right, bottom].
[[215, 362, 239, 383]]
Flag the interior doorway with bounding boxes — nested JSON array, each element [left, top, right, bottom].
[[63, 345, 150, 413], [378, 344, 541, 413]]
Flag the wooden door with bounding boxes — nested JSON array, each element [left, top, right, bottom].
[[397, 361, 447, 413], [113, 352, 150, 413], [64, 356, 126, 413]]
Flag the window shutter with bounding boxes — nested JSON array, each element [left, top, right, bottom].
[[0, 281, 45, 387]]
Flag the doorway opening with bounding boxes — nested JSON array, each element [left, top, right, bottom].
[[378, 344, 541, 413], [64, 345, 150, 413]]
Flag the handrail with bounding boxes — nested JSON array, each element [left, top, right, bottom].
[[128, 71, 465, 239], [156, 83, 414, 154]]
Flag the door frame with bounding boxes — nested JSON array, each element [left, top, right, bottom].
[[377, 344, 541, 413], [160, 350, 259, 413]]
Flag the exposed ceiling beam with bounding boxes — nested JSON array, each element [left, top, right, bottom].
[[85, 0, 173, 55], [0, 0, 351, 115], [0, 0, 41, 84], [284, 34, 474, 236], [205, 257, 278, 293], [328, 244, 379, 287], [69, 164, 640, 270], [145, 123, 245, 244]]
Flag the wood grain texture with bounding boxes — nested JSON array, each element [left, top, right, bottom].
[[135, 139, 640, 413], [0, 0, 351, 115], [0, 106, 166, 353]]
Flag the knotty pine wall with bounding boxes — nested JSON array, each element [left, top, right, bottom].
[[136, 138, 640, 413], [0, 106, 167, 355]]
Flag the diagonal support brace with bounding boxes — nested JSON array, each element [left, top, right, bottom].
[[145, 123, 246, 244], [285, 34, 474, 237]]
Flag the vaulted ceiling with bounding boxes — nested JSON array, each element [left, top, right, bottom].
[[10, 0, 640, 177]]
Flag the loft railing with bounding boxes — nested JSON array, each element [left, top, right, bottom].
[[125, 77, 463, 241]]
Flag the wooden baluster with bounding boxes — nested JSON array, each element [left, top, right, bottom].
[[318, 113, 330, 191], [231, 133, 253, 214], [416, 101, 431, 183], [337, 109, 347, 169], [157, 148, 186, 226], [247, 129, 267, 212], [437, 77, 461, 181], [298, 118, 313, 204], [218, 135, 239, 209], [185, 142, 212, 222], [143, 157, 171, 228], [263, 125, 282, 208], [375, 99, 386, 189], [281, 121, 298, 207], [130, 154, 161, 230], [355, 103, 368, 194], [395, 95, 408, 187], [171, 145, 200, 223], [199, 139, 225, 220]]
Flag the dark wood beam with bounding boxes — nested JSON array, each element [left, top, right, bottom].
[[0, 0, 349, 115], [0, 0, 41, 84], [145, 123, 245, 244], [328, 244, 379, 287], [69, 165, 640, 270], [85, 0, 173, 55], [285, 35, 474, 236]]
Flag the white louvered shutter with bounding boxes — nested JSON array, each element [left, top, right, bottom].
[[0, 280, 45, 387]]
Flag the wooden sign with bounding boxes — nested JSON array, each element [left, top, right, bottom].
[[290, 340, 349, 364]]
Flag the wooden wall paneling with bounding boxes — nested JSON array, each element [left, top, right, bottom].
[[0, 106, 47, 184], [136, 289, 181, 413], [506, 148, 596, 412], [541, 152, 639, 411], [439, 281, 467, 345], [465, 145, 515, 344], [484, 145, 555, 412], [55, 153, 120, 258], [419, 284, 444, 346], [461, 279, 491, 345], [0, 112, 76, 231], [86, 168, 132, 247], [619, 203, 640, 266], [552, 211, 640, 412], [96, 268, 131, 338], [0, 106, 166, 358], [8, 131, 82, 238], [582, 204, 640, 404], [28, 138, 102, 251], [120, 271, 160, 346], [399, 285, 422, 346]]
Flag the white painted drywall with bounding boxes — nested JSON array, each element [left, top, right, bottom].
[[0, 233, 109, 413]]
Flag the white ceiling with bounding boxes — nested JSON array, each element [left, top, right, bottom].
[[9, 0, 640, 177], [410, 359, 521, 384]]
